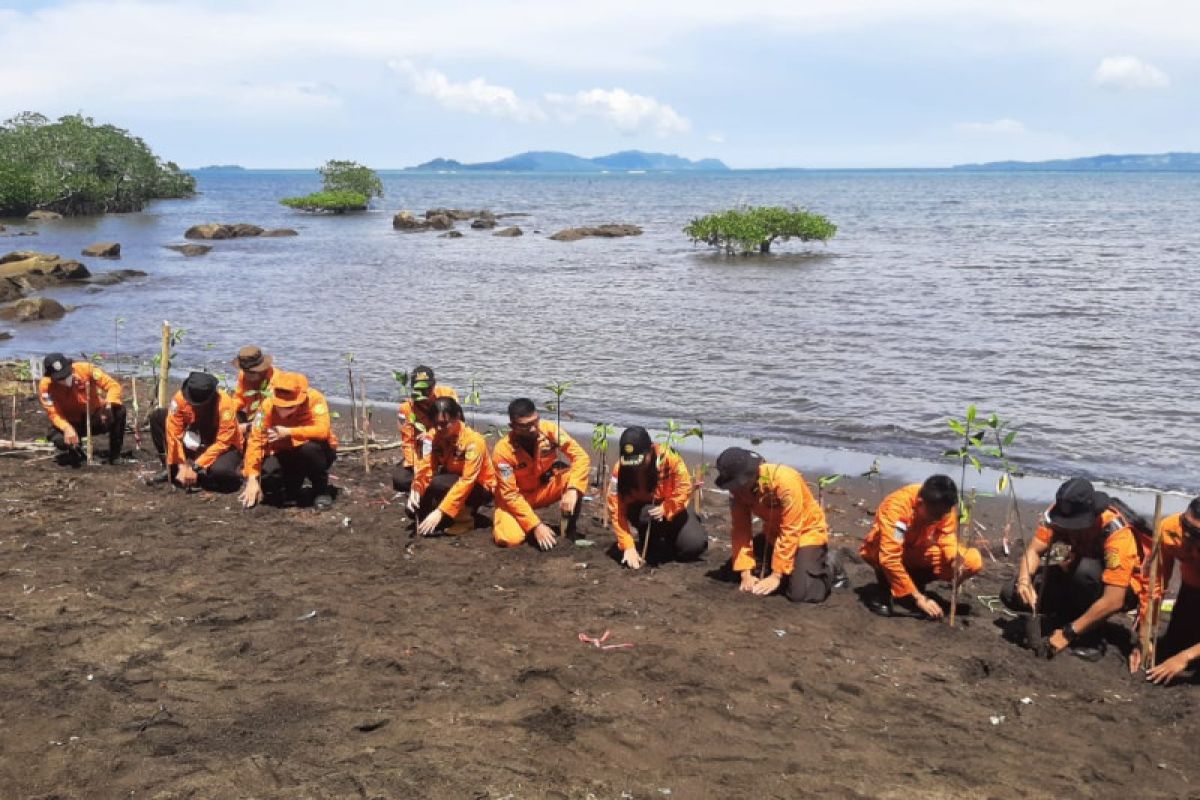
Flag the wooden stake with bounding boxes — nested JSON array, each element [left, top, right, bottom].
[[360, 376, 370, 474], [347, 363, 359, 440], [84, 373, 94, 463], [157, 321, 171, 409], [10, 393, 16, 450], [1139, 493, 1166, 669], [693, 463, 703, 515], [129, 375, 142, 449]]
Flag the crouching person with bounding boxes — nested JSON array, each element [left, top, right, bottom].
[[38, 352, 127, 465], [239, 371, 338, 510], [714, 447, 831, 603], [407, 397, 495, 536], [859, 475, 982, 619], [148, 372, 243, 491], [607, 426, 707, 569], [1131, 496, 1200, 683], [1002, 478, 1141, 661]]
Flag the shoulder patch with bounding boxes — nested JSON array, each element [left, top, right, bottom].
[[464, 445, 477, 459], [1104, 548, 1121, 570], [893, 520, 908, 542], [314, 404, 327, 415], [221, 411, 233, 421], [498, 462, 514, 479]]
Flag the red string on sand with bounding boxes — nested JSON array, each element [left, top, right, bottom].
[[578, 630, 634, 651]]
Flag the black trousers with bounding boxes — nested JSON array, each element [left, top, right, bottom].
[[625, 502, 708, 563], [409, 472, 493, 522], [1001, 557, 1136, 639], [1159, 583, 1200, 662], [147, 408, 242, 492], [261, 441, 337, 498], [749, 533, 831, 604], [392, 462, 415, 493], [48, 403, 127, 459]]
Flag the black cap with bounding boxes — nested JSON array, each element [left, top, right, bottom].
[[714, 447, 764, 491], [43, 353, 73, 381], [181, 372, 219, 406], [1047, 478, 1110, 531], [410, 365, 435, 396], [618, 426, 653, 466]]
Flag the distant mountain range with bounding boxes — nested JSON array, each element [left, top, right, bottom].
[[953, 152, 1200, 172], [407, 150, 729, 172]]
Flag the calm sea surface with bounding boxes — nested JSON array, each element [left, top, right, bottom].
[[2, 169, 1197, 493]]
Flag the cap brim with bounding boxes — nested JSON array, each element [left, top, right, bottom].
[[273, 393, 306, 408], [50, 368, 73, 380], [715, 472, 753, 491], [619, 452, 648, 467]]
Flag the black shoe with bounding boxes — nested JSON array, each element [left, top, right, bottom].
[[1069, 639, 1107, 662], [827, 550, 849, 589], [314, 492, 334, 511], [146, 469, 170, 485], [866, 593, 894, 617]]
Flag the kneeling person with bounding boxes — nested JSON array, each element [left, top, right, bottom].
[[1132, 496, 1200, 683], [240, 371, 338, 510], [715, 447, 831, 603], [149, 372, 243, 491], [859, 475, 982, 619], [38, 352, 127, 464], [607, 426, 707, 569], [392, 365, 457, 493], [493, 398, 590, 549], [408, 397, 496, 536]]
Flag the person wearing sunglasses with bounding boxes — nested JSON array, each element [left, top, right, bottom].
[[408, 396, 496, 537], [1131, 496, 1200, 683]]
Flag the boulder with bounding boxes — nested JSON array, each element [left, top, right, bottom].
[[548, 224, 643, 242], [439, 230, 464, 239], [230, 223, 264, 238], [425, 208, 479, 221], [0, 331, 11, 340], [1, 250, 54, 265], [428, 214, 455, 231], [82, 242, 121, 258], [470, 217, 496, 230], [261, 228, 298, 237], [85, 269, 147, 286], [25, 210, 62, 221], [165, 244, 212, 256], [184, 223, 267, 240], [392, 211, 429, 232], [0, 297, 68, 321], [493, 226, 523, 237], [0, 254, 90, 282]]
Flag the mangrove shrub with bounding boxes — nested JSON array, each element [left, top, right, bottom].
[[0, 112, 195, 217], [281, 160, 383, 213], [684, 206, 837, 254]]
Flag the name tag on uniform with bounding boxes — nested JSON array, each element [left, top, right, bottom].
[[893, 521, 908, 542]]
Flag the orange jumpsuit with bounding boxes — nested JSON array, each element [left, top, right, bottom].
[[492, 421, 590, 547], [398, 385, 458, 469], [1033, 506, 1144, 596], [234, 366, 276, 419], [860, 484, 983, 599], [730, 464, 828, 576], [243, 388, 338, 478], [414, 423, 497, 519], [164, 390, 243, 469], [605, 444, 692, 553], [38, 362, 123, 432], [1137, 514, 1200, 622]]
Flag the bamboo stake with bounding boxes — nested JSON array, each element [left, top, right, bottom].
[[157, 321, 171, 409], [1139, 494, 1166, 669], [84, 372, 94, 463], [347, 361, 359, 440], [10, 394, 16, 450], [129, 375, 142, 449], [360, 376, 371, 474]]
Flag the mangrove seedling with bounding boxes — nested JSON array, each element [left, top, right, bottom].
[[944, 404, 988, 627], [465, 376, 482, 429], [344, 352, 359, 439], [113, 316, 125, 358], [979, 413, 1023, 557], [591, 422, 615, 525], [544, 380, 573, 537], [817, 473, 844, 511]]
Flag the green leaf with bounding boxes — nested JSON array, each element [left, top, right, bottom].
[[997, 474, 1009, 493], [819, 473, 844, 488], [966, 404, 977, 424], [947, 419, 966, 435], [968, 454, 982, 472], [1003, 430, 1018, 446]]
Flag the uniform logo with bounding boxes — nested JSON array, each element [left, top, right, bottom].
[[463, 445, 477, 459], [1104, 549, 1121, 570], [893, 520, 908, 542], [221, 411, 233, 422], [51, 361, 62, 372], [498, 463, 514, 479], [623, 444, 634, 454], [41, 392, 53, 406], [314, 404, 327, 414]]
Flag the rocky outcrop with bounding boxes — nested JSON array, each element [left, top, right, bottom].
[[84, 269, 147, 287], [0, 297, 68, 321], [0, 252, 91, 283], [184, 223, 269, 240], [471, 211, 497, 230], [439, 231, 464, 239], [261, 228, 298, 237], [0, 331, 11, 340], [165, 244, 212, 256], [427, 214, 455, 231], [425, 208, 482, 221], [493, 226, 523, 237], [548, 224, 643, 242], [82, 242, 121, 258], [392, 211, 429, 232], [26, 210, 63, 221]]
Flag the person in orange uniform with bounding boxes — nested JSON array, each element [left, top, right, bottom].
[[1002, 478, 1142, 661], [239, 371, 338, 511], [1130, 496, 1200, 683], [859, 475, 983, 619], [713, 447, 831, 603], [392, 365, 457, 493], [38, 352, 126, 465], [148, 372, 243, 491], [492, 397, 590, 550], [407, 396, 495, 536], [232, 345, 276, 436], [606, 426, 707, 569]]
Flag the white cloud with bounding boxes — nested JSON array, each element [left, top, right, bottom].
[[953, 118, 1027, 136], [1093, 56, 1171, 90], [389, 61, 545, 122], [545, 88, 690, 136], [707, 132, 727, 144]]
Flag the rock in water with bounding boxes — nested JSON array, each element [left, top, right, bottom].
[[439, 231, 464, 239], [165, 244, 213, 256], [261, 228, 299, 237], [548, 224, 643, 241], [0, 297, 68, 321], [81, 242, 121, 258], [428, 214, 455, 231], [493, 226, 523, 237], [25, 210, 63, 221], [184, 223, 268, 240], [392, 211, 430, 232]]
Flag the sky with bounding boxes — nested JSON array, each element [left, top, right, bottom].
[[0, 0, 1196, 168]]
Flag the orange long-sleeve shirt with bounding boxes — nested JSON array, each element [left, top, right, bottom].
[[1034, 506, 1144, 593], [414, 422, 496, 518], [1138, 514, 1200, 621], [859, 484, 961, 598], [493, 420, 590, 532], [730, 463, 828, 576], [234, 367, 276, 418], [605, 444, 692, 552], [243, 388, 338, 477], [38, 362, 123, 432], [398, 385, 458, 468], [164, 390, 243, 469]]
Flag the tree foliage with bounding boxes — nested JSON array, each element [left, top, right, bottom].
[[683, 206, 837, 255], [280, 159, 383, 214], [0, 112, 195, 216]]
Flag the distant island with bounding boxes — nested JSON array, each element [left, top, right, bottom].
[[953, 152, 1200, 172], [407, 150, 729, 173], [192, 164, 247, 172]]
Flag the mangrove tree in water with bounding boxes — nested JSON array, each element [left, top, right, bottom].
[[280, 160, 384, 213], [684, 206, 837, 254], [0, 112, 195, 217]]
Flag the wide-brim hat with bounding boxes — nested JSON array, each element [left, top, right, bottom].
[[234, 345, 273, 372], [43, 352, 73, 381], [181, 372, 219, 406], [714, 447, 764, 491], [271, 371, 309, 408], [1047, 477, 1110, 530]]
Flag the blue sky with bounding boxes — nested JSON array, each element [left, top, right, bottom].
[[0, 0, 1194, 168]]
